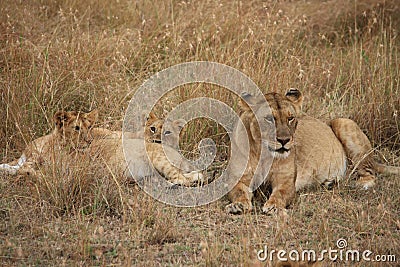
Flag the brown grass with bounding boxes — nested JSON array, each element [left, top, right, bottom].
[[1, 0, 399, 266]]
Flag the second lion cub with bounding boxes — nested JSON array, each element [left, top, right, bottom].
[[90, 112, 203, 186]]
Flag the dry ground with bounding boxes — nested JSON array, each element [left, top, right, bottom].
[[1, 0, 399, 266]]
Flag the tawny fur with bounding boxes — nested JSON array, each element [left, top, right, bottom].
[[0, 110, 98, 176], [226, 89, 399, 215], [1, 110, 202, 186], [88, 111, 202, 186]]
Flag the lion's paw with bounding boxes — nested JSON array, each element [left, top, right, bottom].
[[262, 202, 278, 215], [225, 202, 251, 215], [183, 171, 204, 184], [17, 167, 37, 177], [356, 175, 376, 190], [0, 163, 18, 175], [263, 202, 289, 219]]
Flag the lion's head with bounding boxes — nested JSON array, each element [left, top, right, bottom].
[[53, 109, 98, 150], [238, 88, 303, 158], [144, 111, 186, 149]]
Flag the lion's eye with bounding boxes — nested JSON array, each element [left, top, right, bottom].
[[164, 130, 172, 136], [75, 126, 80, 131], [150, 126, 157, 133], [288, 116, 295, 124], [264, 116, 274, 123]]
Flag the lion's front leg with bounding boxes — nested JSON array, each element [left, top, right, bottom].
[[262, 175, 296, 215], [16, 161, 38, 178], [151, 159, 193, 186], [225, 178, 253, 215]]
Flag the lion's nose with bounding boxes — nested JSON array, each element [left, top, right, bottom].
[[277, 137, 290, 146]]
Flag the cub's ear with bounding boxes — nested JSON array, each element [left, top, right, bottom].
[[285, 88, 303, 112], [54, 111, 69, 128], [84, 109, 99, 126], [239, 92, 264, 112], [173, 119, 186, 131], [138, 111, 156, 127], [146, 111, 158, 122]]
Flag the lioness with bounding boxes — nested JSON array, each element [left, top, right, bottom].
[[226, 89, 399, 215]]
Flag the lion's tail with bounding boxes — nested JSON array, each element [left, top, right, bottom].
[[376, 163, 400, 175]]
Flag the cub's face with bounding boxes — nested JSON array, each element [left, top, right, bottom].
[[240, 89, 303, 158], [144, 112, 164, 144], [144, 112, 186, 149], [53, 109, 98, 149]]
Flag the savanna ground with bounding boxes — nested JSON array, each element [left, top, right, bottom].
[[1, 0, 400, 266]]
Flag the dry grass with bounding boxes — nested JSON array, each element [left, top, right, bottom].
[[1, 0, 399, 266]]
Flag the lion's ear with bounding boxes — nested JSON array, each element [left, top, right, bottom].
[[147, 111, 158, 122], [173, 119, 186, 131], [54, 111, 69, 128], [239, 92, 263, 111], [84, 109, 98, 126], [285, 88, 303, 112]]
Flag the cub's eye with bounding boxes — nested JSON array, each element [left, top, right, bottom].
[[264, 116, 274, 123], [150, 126, 157, 133], [75, 126, 80, 131], [164, 130, 172, 136], [288, 116, 295, 124]]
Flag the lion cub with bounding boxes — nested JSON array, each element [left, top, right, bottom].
[[0, 110, 202, 187], [89, 111, 185, 149], [0, 110, 98, 176], [141, 112, 186, 149], [89, 112, 203, 186]]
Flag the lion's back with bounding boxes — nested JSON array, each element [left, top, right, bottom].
[[294, 116, 347, 190]]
